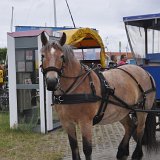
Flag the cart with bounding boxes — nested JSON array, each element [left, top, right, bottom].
[[123, 13, 160, 130], [56, 27, 107, 68]]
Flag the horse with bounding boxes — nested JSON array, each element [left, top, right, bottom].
[[40, 31, 158, 160]]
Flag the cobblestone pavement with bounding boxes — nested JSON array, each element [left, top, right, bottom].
[[61, 122, 160, 160]]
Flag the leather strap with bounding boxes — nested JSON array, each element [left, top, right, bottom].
[[53, 94, 101, 104]]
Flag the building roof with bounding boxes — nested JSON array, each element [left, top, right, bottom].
[[123, 13, 160, 22], [123, 13, 160, 30], [7, 30, 52, 38]]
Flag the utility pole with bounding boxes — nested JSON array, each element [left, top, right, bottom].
[[53, 0, 57, 27], [119, 41, 121, 53], [10, 6, 14, 32], [65, 0, 76, 28]]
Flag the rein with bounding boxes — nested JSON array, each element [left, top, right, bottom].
[[52, 65, 156, 125], [53, 64, 102, 104], [50, 63, 114, 125]]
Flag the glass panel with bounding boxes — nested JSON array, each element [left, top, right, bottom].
[[52, 105, 61, 129], [26, 50, 34, 60], [16, 72, 31, 84], [125, 24, 160, 62], [17, 89, 40, 131], [16, 61, 25, 72], [26, 62, 33, 72], [148, 29, 160, 54], [16, 50, 25, 61], [126, 25, 145, 58], [73, 48, 100, 60], [16, 49, 40, 131]]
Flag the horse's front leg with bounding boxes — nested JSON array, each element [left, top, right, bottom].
[[80, 121, 93, 160], [66, 123, 81, 160]]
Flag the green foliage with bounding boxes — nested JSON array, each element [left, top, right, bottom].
[[0, 48, 7, 63]]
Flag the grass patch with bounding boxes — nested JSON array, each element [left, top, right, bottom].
[[0, 113, 64, 160]]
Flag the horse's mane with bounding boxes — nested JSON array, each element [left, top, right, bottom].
[[41, 40, 63, 53], [41, 40, 78, 67], [62, 44, 78, 66]]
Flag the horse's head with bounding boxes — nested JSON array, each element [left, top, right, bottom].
[[41, 31, 66, 91]]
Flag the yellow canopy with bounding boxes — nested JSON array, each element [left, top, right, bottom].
[[60, 28, 107, 68]]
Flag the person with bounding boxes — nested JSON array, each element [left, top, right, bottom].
[[118, 54, 127, 66], [0, 64, 4, 89], [108, 55, 117, 68]]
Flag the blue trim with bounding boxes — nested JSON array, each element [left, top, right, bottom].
[[146, 53, 160, 61], [123, 13, 160, 22], [143, 66, 160, 100], [15, 26, 75, 32]]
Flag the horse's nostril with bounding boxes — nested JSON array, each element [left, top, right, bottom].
[[46, 78, 58, 91]]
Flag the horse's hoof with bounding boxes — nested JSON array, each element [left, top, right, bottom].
[[132, 158, 142, 160], [117, 148, 129, 159], [117, 155, 128, 160], [131, 151, 143, 160]]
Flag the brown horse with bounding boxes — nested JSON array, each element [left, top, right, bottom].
[[41, 31, 157, 160]]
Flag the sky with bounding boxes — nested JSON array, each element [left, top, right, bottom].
[[0, 0, 160, 51]]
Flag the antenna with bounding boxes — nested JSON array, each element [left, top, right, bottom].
[[53, 0, 57, 27], [65, 0, 76, 28], [10, 6, 14, 32]]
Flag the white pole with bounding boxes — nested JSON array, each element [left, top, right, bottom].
[[7, 35, 18, 128], [38, 35, 46, 133], [10, 6, 14, 32], [53, 0, 57, 27]]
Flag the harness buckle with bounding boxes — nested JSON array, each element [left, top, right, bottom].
[[103, 80, 115, 95], [53, 95, 64, 104], [57, 96, 64, 104], [90, 81, 94, 86], [104, 80, 110, 88]]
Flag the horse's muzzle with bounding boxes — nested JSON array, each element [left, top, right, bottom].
[[46, 77, 58, 91]]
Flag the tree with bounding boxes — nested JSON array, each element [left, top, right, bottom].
[[0, 48, 7, 64]]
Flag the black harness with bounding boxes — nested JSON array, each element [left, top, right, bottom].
[[51, 65, 114, 125], [42, 61, 156, 125], [108, 67, 156, 112]]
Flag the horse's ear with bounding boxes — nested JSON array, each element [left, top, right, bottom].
[[59, 32, 66, 46], [41, 31, 48, 46]]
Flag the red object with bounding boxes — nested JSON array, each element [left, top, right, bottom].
[[118, 61, 126, 65]]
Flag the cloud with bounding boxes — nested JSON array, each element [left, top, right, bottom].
[[1, 0, 160, 50]]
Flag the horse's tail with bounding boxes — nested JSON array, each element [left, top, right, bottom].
[[142, 103, 159, 151]]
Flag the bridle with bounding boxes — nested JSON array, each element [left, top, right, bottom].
[[40, 52, 92, 93], [41, 54, 65, 77]]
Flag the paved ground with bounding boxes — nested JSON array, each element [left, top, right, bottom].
[[61, 122, 160, 160]]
